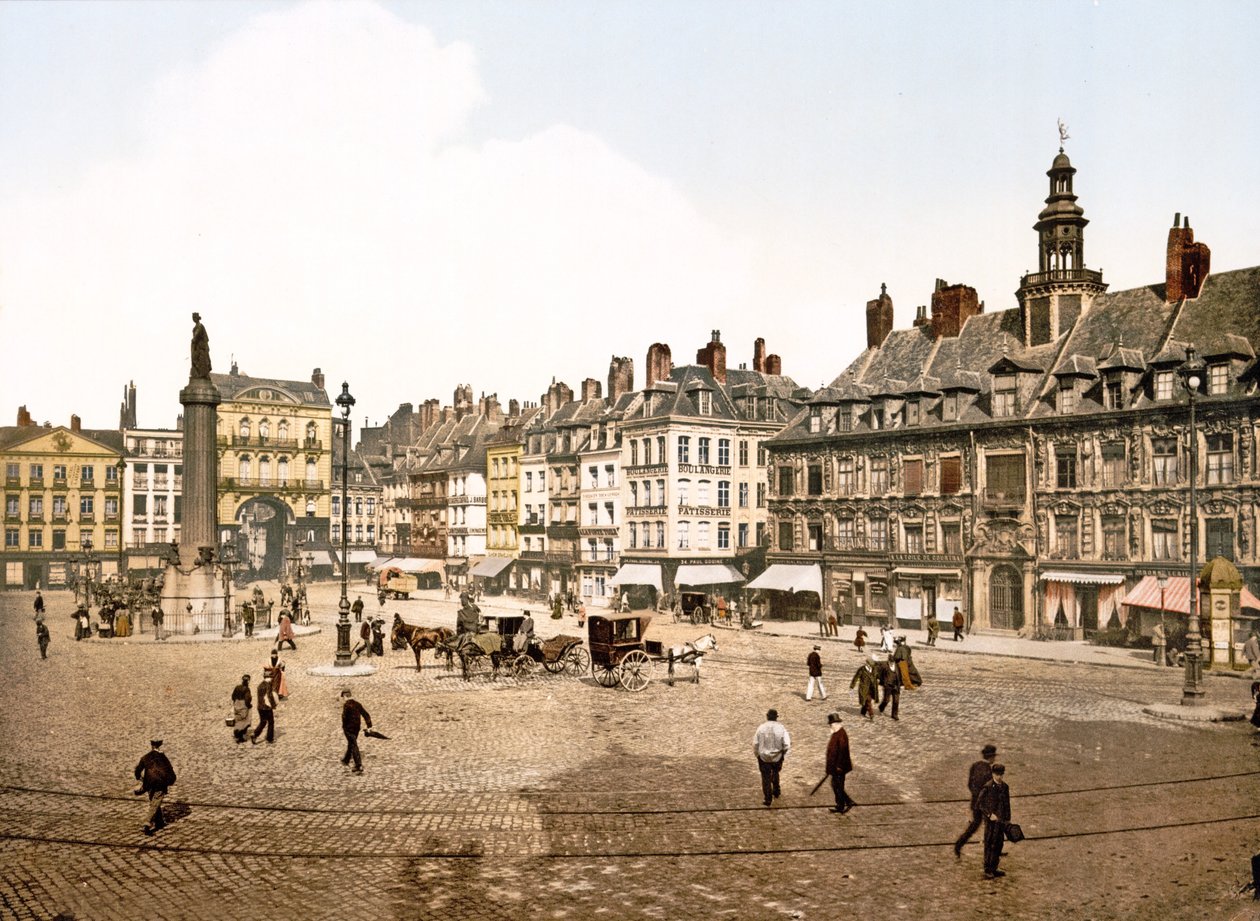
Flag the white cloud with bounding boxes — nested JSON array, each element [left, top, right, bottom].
[[0, 0, 753, 427]]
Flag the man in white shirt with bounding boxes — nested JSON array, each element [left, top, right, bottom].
[[753, 709, 791, 806]]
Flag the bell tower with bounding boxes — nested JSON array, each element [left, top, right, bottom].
[[1016, 143, 1107, 346]]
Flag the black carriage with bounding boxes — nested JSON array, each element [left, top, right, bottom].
[[587, 611, 655, 691]]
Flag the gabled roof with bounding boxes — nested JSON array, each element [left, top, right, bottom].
[[1051, 354, 1099, 378], [1097, 345, 1145, 372]]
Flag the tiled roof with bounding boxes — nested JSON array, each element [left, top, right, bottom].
[[210, 371, 331, 406]]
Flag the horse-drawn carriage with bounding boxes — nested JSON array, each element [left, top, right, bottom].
[[587, 612, 717, 691], [491, 613, 589, 679]]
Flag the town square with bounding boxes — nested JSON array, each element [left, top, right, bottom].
[[2, 2, 1260, 919]]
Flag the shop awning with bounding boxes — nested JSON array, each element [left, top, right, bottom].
[[310, 550, 336, 567], [747, 564, 823, 595], [892, 567, 962, 578], [1039, 570, 1125, 585], [348, 550, 377, 564], [609, 563, 663, 592], [675, 563, 745, 586], [366, 556, 397, 571], [471, 556, 514, 578], [1118, 577, 1260, 615], [393, 557, 446, 574]]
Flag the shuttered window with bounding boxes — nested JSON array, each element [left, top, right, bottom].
[[903, 459, 923, 496], [940, 456, 961, 495]]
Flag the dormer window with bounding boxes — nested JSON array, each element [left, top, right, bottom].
[[698, 390, 712, 415], [906, 400, 921, 426], [1058, 380, 1078, 415], [993, 374, 1017, 417], [942, 393, 958, 422], [1103, 374, 1124, 410], [808, 408, 822, 433], [837, 406, 853, 431], [1154, 371, 1174, 402], [871, 407, 885, 430], [1208, 363, 1228, 395]]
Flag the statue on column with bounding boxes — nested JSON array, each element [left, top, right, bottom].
[[191, 312, 212, 380]]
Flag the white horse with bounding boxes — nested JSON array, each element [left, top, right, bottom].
[[665, 633, 718, 685]]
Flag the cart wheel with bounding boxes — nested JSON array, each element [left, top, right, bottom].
[[464, 653, 490, 681], [512, 655, 535, 680], [542, 654, 566, 674], [592, 662, 618, 687], [618, 649, 652, 692], [564, 645, 591, 677]]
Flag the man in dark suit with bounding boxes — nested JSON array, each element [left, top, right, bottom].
[[340, 689, 373, 774], [955, 744, 998, 856], [134, 739, 176, 836], [824, 712, 855, 813], [978, 763, 1012, 878], [877, 657, 900, 720]]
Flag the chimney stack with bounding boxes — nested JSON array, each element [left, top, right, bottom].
[[866, 283, 894, 349], [70, 414, 81, 433], [311, 368, 325, 391], [913, 305, 929, 328], [696, 329, 727, 384], [765, 354, 782, 375], [16, 405, 33, 427], [607, 356, 634, 401], [753, 337, 767, 373], [581, 378, 602, 402], [929, 280, 981, 338], [508, 398, 520, 417], [1166, 213, 1211, 302], [646, 343, 673, 387]]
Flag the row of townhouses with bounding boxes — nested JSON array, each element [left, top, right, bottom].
[[3, 147, 1257, 649]]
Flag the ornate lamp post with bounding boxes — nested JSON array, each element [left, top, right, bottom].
[[1179, 347, 1207, 705], [82, 535, 96, 607], [115, 457, 127, 585], [220, 542, 238, 637], [1157, 573, 1168, 666], [334, 382, 355, 667]]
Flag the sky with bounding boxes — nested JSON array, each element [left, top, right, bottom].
[[1, 0, 1258, 434]]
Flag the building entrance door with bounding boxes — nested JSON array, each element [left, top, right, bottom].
[[989, 566, 1024, 631]]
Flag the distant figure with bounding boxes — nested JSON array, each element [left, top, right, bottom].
[[242, 602, 255, 638], [978, 764, 1013, 879], [33, 590, 45, 623], [753, 708, 790, 807], [134, 739, 176, 836], [879, 626, 895, 655], [252, 675, 278, 744], [516, 610, 536, 651], [955, 744, 998, 857], [151, 604, 165, 642], [37, 620, 50, 659], [230, 674, 252, 744], [926, 611, 940, 646], [351, 596, 364, 623], [805, 645, 827, 701], [877, 657, 901, 720], [1152, 621, 1168, 666], [190, 312, 212, 379], [277, 612, 297, 651], [340, 688, 372, 774], [850, 657, 879, 721], [1242, 631, 1259, 675], [952, 607, 965, 642], [825, 712, 855, 814], [619, 593, 631, 614], [265, 650, 289, 700], [853, 626, 867, 652]]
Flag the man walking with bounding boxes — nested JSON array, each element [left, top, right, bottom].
[[1243, 630, 1259, 675], [251, 674, 278, 744], [850, 657, 879, 721], [805, 645, 827, 701], [37, 620, 50, 659], [151, 603, 165, 641], [824, 712, 855, 813], [33, 589, 45, 622], [877, 656, 901, 720], [954, 744, 998, 856], [340, 688, 372, 774], [926, 610, 940, 646], [753, 709, 790, 806], [352, 595, 364, 623], [952, 606, 965, 642], [134, 739, 176, 836], [277, 611, 297, 651], [231, 674, 253, 744], [978, 763, 1013, 879]]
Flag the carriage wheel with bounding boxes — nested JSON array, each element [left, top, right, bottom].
[[618, 650, 653, 692], [564, 645, 591, 678], [592, 662, 619, 687], [542, 654, 566, 674], [464, 653, 490, 681], [512, 655, 535, 680]]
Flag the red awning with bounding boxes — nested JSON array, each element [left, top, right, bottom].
[[1122, 576, 1260, 615]]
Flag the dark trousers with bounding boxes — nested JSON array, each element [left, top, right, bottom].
[[879, 685, 900, 718], [39, 638, 49, 659], [983, 819, 1004, 874], [278, 638, 297, 650], [253, 708, 275, 742], [342, 730, 362, 770], [757, 757, 782, 804], [244, 622, 254, 637], [831, 772, 854, 810], [956, 807, 983, 851], [954, 625, 964, 641]]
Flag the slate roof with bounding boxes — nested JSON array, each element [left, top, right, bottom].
[[210, 371, 330, 406]]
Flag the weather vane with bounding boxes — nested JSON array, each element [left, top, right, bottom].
[[1057, 118, 1070, 151]]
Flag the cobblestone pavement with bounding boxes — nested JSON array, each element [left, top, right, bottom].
[[2, 586, 1259, 921]]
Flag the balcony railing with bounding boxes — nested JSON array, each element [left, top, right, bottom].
[[221, 477, 325, 491], [28, 478, 43, 489], [982, 488, 1026, 508], [133, 477, 149, 490], [1020, 268, 1105, 288]]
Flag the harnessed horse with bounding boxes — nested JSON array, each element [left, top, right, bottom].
[[390, 618, 454, 670], [664, 632, 718, 685]]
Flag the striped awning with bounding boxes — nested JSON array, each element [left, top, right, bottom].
[[1123, 575, 1260, 614], [1039, 571, 1125, 586], [471, 556, 513, 578], [393, 558, 445, 574]]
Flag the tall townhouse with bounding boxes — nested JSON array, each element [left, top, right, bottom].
[[212, 363, 332, 580], [543, 392, 602, 599], [764, 148, 1260, 657], [331, 440, 383, 578], [517, 419, 554, 596], [2, 409, 123, 590], [481, 408, 542, 594], [615, 333, 805, 603], [122, 424, 184, 578]]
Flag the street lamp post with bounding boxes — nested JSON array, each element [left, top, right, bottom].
[[334, 382, 355, 667], [1179, 347, 1206, 705], [82, 536, 95, 608], [220, 542, 238, 637], [1157, 573, 1168, 667], [115, 457, 126, 587]]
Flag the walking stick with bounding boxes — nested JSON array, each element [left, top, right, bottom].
[[810, 774, 830, 796]]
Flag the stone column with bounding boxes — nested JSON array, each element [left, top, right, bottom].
[[178, 378, 221, 562]]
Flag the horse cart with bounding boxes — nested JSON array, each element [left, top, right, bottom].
[[587, 612, 717, 691], [491, 613, 590, 679]]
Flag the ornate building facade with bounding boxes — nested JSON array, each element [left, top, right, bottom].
[[764, 149, 1259, 641]]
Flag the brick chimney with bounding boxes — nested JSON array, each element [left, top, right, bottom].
[[508, 398, 520, 417], [764, 354, 782, 375], [696, 329, 727, 384], [311, 367, 325, 391], [646, 343, 672, 387], [607, 356, 634, 401], [70, 414, 81, 433], [16, 405, 34, 427], [753, 337, 767, 373], [581, 378, 602, 402], [913, 305, 929, 328], [930, 279, 981, 338], [866, 283, 894, 349], [1166, 213, 1211, 302]]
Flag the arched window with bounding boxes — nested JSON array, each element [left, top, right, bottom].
[[988, 565, 1024, 631], [239, 418, 251, 440], [259, 419, 270, 440]]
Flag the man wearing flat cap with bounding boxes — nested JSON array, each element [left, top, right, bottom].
[[134, 738, 176, 836], [955, 743, 998, 857], [824, 712, 855, 813]]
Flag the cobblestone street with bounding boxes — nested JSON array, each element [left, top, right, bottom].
[[2, 586, 1258, 921]]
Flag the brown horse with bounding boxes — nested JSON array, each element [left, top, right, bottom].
[[391, 618, 454, 670]]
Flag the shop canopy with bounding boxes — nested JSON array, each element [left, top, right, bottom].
[[347, 550, 377, 564], [470, 556, 514, 578], [391, 558, 446, 574], [1039, 571, 1125, 585], [609, 563, 663, 592], [366, 557, 397, 571], [747, 564, 823, 596], [674, 563, 745, 586], [1117, 576, 1260, 615]]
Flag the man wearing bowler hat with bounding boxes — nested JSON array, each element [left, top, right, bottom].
[[824, 712, 855, 813], [955, 743, 998, 856]]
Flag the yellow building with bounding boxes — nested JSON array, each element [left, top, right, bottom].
[[2, 413, 124, 590], [212, 364, 332, 580]]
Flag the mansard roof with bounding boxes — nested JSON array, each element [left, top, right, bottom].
[[210, 371, 330, 406]]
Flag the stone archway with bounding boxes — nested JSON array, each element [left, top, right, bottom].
[[235, 497, 292, 580]]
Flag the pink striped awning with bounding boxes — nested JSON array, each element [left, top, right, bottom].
[[1122, 576, 1260, 615]]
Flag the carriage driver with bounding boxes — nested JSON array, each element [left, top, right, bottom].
[[516, 610, 536, 651], [456, 595, 481, 636]]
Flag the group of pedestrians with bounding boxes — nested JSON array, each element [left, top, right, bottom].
[[953, 744, 1015, 878], [229, 647, 292, 745]]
